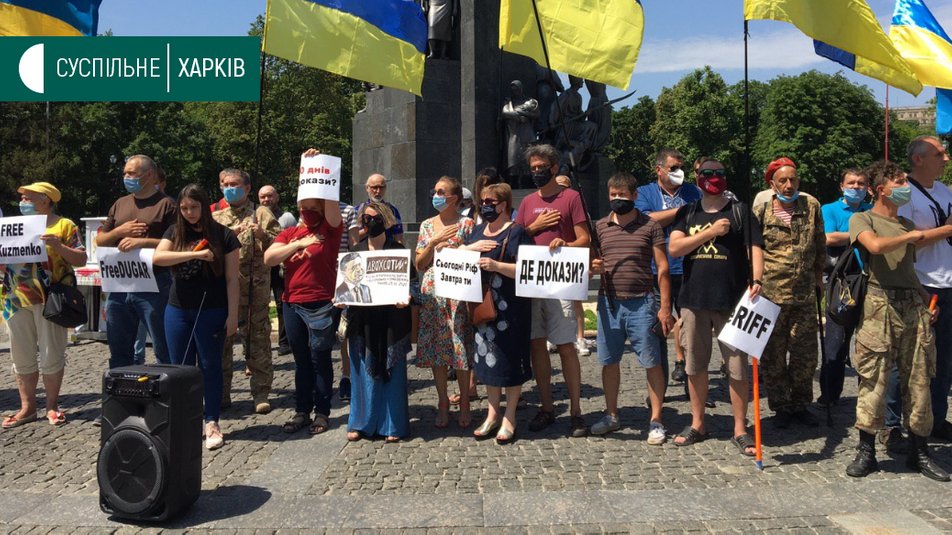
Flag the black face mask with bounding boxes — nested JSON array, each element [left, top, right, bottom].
[[479, 204, 500, 222], [531, 169, 552, 188], [610, 198, 635, 215], [366, 216, 386, 237]]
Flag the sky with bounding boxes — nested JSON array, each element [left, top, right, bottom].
[[97, 0, 952, 108]]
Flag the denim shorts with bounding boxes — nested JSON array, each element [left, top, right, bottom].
[[595, 294, 663, 367]]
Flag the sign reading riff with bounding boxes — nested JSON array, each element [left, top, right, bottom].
[[515, 245, 589, 301], [717, 293, 781, 360], [97, 247, 159, 293], [434, 248, 483, 303], [0, 215, 48, 264], [298, 154, 341, 202], [334, 249, 411, 306]]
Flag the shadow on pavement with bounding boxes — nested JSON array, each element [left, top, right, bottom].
[[108, 484, 272, 528]]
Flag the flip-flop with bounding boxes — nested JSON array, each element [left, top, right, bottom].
[[2, 411, 38, 429], [46, 410, 66, 427], [674, 425, 708, 447], [731, 433, 757, 457]]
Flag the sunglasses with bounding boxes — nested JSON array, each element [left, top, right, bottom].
[[698, 169, 727, 178], [480, 198, 500, 206]]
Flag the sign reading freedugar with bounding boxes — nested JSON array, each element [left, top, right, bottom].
[[0, 37, 260, 102], [97, 247, 159, 293]]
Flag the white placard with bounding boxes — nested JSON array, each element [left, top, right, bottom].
[[298, 154, 341, 201], [97, 247, 159, 293], [334, 249, 411, 306], [0, 215, 48, 264], [515, 245, 589, 301], [434, 247, 483, 303], [717, 293, 781, 360]]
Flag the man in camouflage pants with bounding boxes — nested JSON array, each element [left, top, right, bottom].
[[753, 157, 827, 428], [845, 160, 948, 482], [213, 168, 282, 414]]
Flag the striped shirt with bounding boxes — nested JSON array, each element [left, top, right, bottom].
[[595, 212, 666, 299]]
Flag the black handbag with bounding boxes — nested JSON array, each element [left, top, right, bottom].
[[42, 272, 88, 328]]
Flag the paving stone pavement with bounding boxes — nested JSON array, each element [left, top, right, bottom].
[[1, 336, 951, 533]]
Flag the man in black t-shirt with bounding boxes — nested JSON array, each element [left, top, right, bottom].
[[668, 159, 765, 457]]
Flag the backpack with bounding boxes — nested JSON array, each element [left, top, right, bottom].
[[825, 243, 869, 329]]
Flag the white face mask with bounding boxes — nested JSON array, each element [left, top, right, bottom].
[[667, 169, 685, 186]]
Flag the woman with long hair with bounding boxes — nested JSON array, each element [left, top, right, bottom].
[[154, 184, 240, 450]]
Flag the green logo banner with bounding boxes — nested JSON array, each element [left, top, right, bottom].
[[0, 36, 261, 102]]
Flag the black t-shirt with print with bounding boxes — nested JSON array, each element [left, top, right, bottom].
[[672, 201, 764, 312], [163, 222, 240, 310]]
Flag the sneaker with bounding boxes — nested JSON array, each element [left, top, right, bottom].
[[590, 413, 620, 435], [647, 421, 667, 445], [569, 415, 589, 438], [671, 360, 686, 383], [204, 422, 225, 451], [528, 409, 555, 432], [254, 399, 272, 415], [575, 339, 590, 356], [339, 377, 352, 402]]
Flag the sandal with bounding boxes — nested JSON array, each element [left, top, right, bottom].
[[2, 411, 38, 429], [449, 392, 479, 405], [384, 435, 401, 443], [282, 412, 311, 434], [458, 397, 472, 428], [346, 430, 362, 442], [310, 414, 329, 435], [674, 426, 708, 447], [731, 433, 756, 457], [47, 410, 66, 427]]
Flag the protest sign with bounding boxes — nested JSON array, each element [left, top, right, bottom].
[[334, 249, 411, 306], [717, 293, 781, 359], [0, 215, 48, 264], [97, 247, 159, 293], [298, 153, 341, 201], [515, 245, 589, 301], [434, 247, 483, 303]]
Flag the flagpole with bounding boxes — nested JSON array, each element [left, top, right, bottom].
[[885, 84, 890, 161]]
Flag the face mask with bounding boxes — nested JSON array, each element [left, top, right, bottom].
[[123, 177, 143, 193], [699, 176, 727, 196], [366, 216, 386, 237], [610, 198, 634, 215], [432, 195, 448, 212], [480, 204, 500, 222], [300, 208, 323, 227], [667, 169, 685, 187], [886, 185, 912, 207], [222, 186, 245, 204], [843, 188, 866, 205], [774, 190, 799, 204], [531, 169, 552, 189], [19, 201, 36, 216]]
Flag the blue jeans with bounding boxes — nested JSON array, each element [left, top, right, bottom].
[[284, 301, 336, 417], [133, 322, 147, 365], [106, 270, 171, 368], [165, 305, 227, 422], [596, 294, 663, 368]]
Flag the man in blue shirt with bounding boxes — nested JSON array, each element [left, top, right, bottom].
[[818, 168, 872, 407], [635, 149, 702, 384]]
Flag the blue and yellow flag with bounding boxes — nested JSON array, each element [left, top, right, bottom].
[[889, 0, 952, 89], [499, 0, 644, 90], [263, 0, 427, 96], [0, 0, 101, 36], [745, 0, 922, 96]]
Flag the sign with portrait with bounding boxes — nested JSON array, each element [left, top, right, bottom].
[[334, 249, 411, 306]]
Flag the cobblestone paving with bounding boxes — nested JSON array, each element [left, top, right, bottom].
[[1, 337, 951, 532]]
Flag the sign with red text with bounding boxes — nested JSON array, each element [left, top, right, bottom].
[[515, 245, 589, 300], [717, 293, 780, 360], [0, 215, 48, 264], [298, 154, 341, 201], [97, 247, 159, 293]]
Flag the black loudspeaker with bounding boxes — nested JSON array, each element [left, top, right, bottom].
[[98, 364, 203, 521]]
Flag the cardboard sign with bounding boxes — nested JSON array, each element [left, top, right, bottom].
[[515, 245, 589, 301], [0, 215, 48, 264], [334, 249, 411, 306], [97, 247, 159, 293], [717, 293, 781, 360], [434, 247, 483, 303], [298, 154, 341, 201]]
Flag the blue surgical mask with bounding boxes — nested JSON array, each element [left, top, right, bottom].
[[887, 185, 912, 207], [19, 201, 36, 216], [775, 190, 799, 204], [222, 186, 245, 204], [843, 188, 866, 205], [432, 195, 448, 212], [123, 177, 143, 193]]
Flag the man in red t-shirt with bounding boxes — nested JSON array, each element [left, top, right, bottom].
[[514, 144, 591, 437]]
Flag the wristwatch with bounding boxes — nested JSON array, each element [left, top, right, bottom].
[[753, 279, 763, 286]]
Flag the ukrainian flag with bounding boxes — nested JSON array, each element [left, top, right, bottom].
[[745, 0, 922, 96], [890, 0, 952, 89], [0, 0, 101, 36], [499, 0, 644, 90], [263, 0, 427, 96]]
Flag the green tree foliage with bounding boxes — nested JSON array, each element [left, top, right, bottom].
[[605, 95, 655, 184]]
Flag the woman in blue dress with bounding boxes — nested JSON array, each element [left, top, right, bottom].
[[463, 183, 533, 443]]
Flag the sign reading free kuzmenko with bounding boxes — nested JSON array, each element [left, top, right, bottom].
[[515, 245, 589, 301], [0, 215, 48, 264], [298, 154, 341, 202]]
